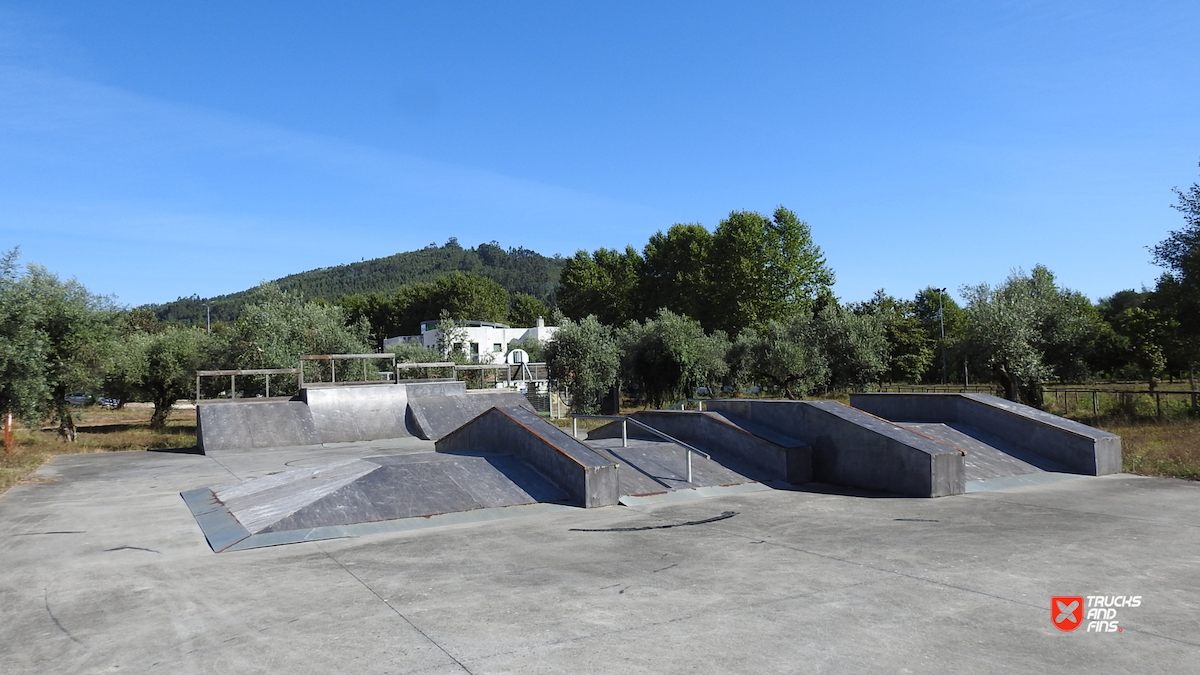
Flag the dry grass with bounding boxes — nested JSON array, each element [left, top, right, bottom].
[[1100, 419, 1200, 481], [0, 406, 196, 494]]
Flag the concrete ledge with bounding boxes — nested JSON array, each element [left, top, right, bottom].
[[850, 393, 1122, 476], [436, 407, 619, 507], [704, 399, 965, 497]]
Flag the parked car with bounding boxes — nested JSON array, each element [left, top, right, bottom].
[[64, 392, 90, 406], [98, 397, 120, 409]]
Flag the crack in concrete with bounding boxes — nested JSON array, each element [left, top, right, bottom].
[[318, 543, 476, 675], [43, 589, 82, 645]]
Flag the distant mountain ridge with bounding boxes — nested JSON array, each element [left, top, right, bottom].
[[150, 239, 566, 325]]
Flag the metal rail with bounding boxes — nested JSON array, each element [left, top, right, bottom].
[[667, 398, 709, 411], [570, 414, 711, 484]]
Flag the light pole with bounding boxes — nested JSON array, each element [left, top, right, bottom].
[[202, 302, 211, 333], [935, 288, 947, 385]]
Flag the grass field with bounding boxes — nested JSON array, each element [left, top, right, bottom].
[[0, 406, 196, 494], [2, 399, 1197, 497]]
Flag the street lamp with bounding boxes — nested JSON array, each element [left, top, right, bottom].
[[202, 302, 211, 334], [935, 288, 947, 385]]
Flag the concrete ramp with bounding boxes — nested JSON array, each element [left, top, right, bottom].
[[197, 399, 320, 454], [436, 406, 619, 507], [586, 410, 812, 486], [704, 399, 966, 497], [302, 385, 411, 444], [407, 390, 534, 441], [850, 393, 1121, 478], [182, 452, 569, 552]]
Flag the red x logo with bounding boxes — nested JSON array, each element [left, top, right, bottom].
[[1052, 596, 1084, 631]]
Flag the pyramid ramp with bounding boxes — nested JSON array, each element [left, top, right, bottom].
[[407, 390, 535, 441], [182, 452, 569, 552]]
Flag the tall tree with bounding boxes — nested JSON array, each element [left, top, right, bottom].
[[509, 293, 549, 328], [737, 314, 829, 399], [1148, 163, 1200, 383], [557, 247, 643, 326], [640, 223, 714, 326], [816, 303, 890, 392], [708, 207, 834, 336]]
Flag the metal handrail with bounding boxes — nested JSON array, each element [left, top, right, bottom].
[[569, 414, 710, 483], [667, 398, 709, 411]]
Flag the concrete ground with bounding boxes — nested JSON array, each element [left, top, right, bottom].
[[1, 444, 1198, 674]]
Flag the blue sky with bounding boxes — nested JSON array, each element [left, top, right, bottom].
[[1, 1, 1197, 308]]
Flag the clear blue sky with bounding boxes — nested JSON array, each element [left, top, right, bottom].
[[2, 1, 1198, 308]]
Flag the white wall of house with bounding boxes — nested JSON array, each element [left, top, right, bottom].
[[383, 317, 557, 361]]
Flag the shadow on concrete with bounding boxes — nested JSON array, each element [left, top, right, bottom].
[[148, 446, 203, 455], [782, 481, 910, 499]]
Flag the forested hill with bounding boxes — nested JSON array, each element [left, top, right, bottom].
[[150, 239, 566, 325]]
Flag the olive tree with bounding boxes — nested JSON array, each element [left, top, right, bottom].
[[545, 315, 620, 414], [0, 248, 116, 439], [619, 309, 729, 408]]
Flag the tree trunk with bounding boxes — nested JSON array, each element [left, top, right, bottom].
[[150, 401, 172, 430], [996, 366, 1020, 403], [57, 406, 77, 442]]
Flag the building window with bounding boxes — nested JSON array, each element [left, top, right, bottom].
[[493, 343, 503, 352]]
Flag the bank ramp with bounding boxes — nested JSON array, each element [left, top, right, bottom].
[[850, 392, 1121, 491]]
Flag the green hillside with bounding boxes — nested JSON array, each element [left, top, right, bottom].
[[150, 239, 566, 325]]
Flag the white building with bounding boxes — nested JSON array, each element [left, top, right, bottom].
[[383, 317, 557, 362]]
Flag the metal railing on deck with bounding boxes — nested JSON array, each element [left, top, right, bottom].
[[667, 398, 709, 411], [570, 415, 711, 484]]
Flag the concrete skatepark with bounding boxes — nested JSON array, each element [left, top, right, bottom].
[[2, 382, 1198, 672], [184, 383, 1122, 551]]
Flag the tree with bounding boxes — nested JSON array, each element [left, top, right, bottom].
[[640, 223, 714, 326], [234, 284, 371, 390], [708, 207, 834, 336], [0, 249, 116, 439], [852, 290, 935, 384], [815, 303, 889, 392], [618, 309, 729, 408], [120, 327, 225, 428], [1151, 164, 1200, 287], [509, 293, 549, 328], [1147, 164, 1200, 384], [738, 314, 829, 399], [960, 266, 1099, 405], [912, 287, 968, 383], [545, 315, 620, 414], [434, 310, 469, 362], [0, 249, 51, 425], [557, 247, 644, 326]]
